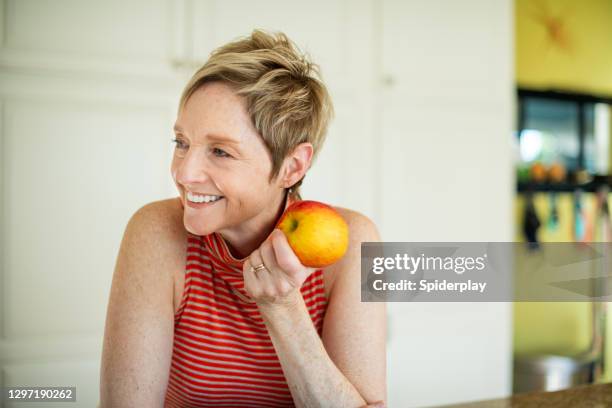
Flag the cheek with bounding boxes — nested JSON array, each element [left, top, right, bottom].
[[218, 160, 274, 198], [170, 164, 184, 207], [170, 157, 179, 180], [222, 174, 265, 203]]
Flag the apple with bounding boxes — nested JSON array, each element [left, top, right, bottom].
[[276, 200, 349, 268]]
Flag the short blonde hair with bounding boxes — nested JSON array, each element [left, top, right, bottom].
[[179, 29, 334, 200]]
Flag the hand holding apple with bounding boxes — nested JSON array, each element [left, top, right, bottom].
[[242, 200, 349, 306], [243, 229, 315, 305], [276, 200, 349, 268]]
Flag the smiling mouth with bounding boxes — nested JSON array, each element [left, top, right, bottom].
[[185, 197, 224, 210], [185, 190, 224, 204]]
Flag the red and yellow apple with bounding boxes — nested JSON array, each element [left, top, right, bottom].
[[276, 200, 349, 268]]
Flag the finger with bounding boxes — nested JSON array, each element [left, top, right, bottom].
[[247, 248, 267, 280], [270, 229, 303, 274], [242, 257, 251, 276], [260, 238, 296, 292], [242, 257, 259, 295], [271, 229, 317, 280], [260, 239, 280, 275], [258, 239, 289, 294]]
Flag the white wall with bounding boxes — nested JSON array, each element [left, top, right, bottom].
[[378, 0, 514, 406], [0, 1, 513, 406]]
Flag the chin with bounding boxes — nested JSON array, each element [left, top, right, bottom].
[[183, 215, 217, 236]]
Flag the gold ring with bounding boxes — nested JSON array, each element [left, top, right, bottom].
[[251, 263, 267, 274]]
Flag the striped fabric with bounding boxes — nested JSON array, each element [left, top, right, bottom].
[[164, 206, 328, 407]]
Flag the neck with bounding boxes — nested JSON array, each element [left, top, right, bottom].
[[219, 190, 289, 260]]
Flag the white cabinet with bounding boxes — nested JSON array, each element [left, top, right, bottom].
[[380, 0, 513, 405], [1, 2, 182, 407]]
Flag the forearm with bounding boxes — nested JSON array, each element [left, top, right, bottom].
[[258, 292, 367, 408]]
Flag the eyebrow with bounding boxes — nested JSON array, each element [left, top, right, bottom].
[[173, 125, 241, 146]]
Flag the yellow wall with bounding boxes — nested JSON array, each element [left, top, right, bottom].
[[515, 0, 612, 96], [514, 0, 612, 382], [513, 193, 612, 382]]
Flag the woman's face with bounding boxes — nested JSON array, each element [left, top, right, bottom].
[[171, 81, 285, 237]]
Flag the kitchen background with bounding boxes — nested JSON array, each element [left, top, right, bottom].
[[512, 0, 612, 397], [0, 0, 609, 407]]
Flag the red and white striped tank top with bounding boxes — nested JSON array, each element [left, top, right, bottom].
[[164, 207, 328, 407]]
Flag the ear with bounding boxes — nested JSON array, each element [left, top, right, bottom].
[[280, 142, 313, 188]]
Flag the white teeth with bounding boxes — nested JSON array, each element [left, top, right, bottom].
[[186, 191, 223, 203]]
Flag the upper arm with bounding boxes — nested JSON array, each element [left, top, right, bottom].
[[100, 201, 180, 408], [321, 210, 387, 404]]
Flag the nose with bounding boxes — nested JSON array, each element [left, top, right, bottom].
[[174, 147, 212, 187]]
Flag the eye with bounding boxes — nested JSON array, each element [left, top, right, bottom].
[[171, 137, 188, 150], [212, 147, 231, 158]]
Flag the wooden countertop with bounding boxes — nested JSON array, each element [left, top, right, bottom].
[[440, 382, 612, 407]]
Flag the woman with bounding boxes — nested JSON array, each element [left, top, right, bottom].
[[100, 30, 386, 408]]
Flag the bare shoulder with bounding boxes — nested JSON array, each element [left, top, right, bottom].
[[322, 206, 380, 298], [129, 197, 186, 240], [131, 197, 184, 233], [100, 198, 187, 406], [332, 206, 380, 242], [112, 198, 187, 292], [121, 197, 188, 284]]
